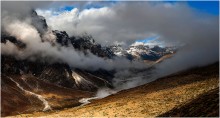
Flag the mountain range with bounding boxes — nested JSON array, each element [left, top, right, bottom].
[[2, 9, 217, 117]]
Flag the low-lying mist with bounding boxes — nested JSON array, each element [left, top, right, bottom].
[[1, 17, 148, 71]]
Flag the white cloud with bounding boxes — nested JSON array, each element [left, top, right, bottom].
[[35, 2, 219, 74], [37, 8, 79, 34], [36, 5, 154, 46], [1, 17, 148, 71], [36, 2, 217, 47]]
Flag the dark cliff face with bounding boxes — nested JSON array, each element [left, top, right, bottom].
[[30, 10, 48, 36], [1, 32, 26, 48], [69, 34, 115, 58], [1, 10, 115, 91], [52, 30, 70, 46]]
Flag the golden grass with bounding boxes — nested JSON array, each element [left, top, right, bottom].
[[14, 77, 218, 117]]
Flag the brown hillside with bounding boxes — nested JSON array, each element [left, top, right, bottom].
[[1, 74, 93, 117], [12, 62, 219, 117], [159, 87, 219, 117]]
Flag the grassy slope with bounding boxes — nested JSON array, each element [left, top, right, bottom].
[[159, 87, 219, 117], [14, 62, 219, 117]]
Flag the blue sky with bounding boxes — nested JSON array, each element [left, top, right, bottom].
[[136, 36, 160, 43], [187, 1, 219, 15], [60, 1, 219, 16], [60, 6, 75, 11]]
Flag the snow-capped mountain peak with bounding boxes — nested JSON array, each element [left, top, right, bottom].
[[110, 43, 176, 61]]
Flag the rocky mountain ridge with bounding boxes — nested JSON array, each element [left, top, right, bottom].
[[1, 10, 176, 117], [110, 44, 176, 61], [1, 10, 114, 91]]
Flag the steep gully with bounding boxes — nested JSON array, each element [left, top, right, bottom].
[[6, 76, 52, 111]]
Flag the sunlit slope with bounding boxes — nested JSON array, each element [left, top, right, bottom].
[[159, 87, 219, 117], [15, 62, 219, 117]]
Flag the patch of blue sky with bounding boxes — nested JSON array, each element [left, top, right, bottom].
[[63, 6, 75, 11], [158, 1, 219, 15], [49, 5, 77, 16], [55, 2, 115, 12], [59, 6, 75, 12], [51, 1, 219, 16], [164, 1, 219, 15], [136, 35, 160, 43], [187, 1, 219, 15], [83, 3, 105, 9], [83, 1, 117, 10]]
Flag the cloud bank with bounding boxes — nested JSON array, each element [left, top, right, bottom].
[[1, 13, 148, 72], [36, 2, 218, 46], [1, 1, 219, 90], [1, 17, 147, 71]]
